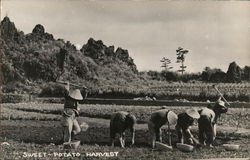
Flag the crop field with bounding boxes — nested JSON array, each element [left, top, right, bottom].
[[2, 103, 250, 128], [1, 103, 250, 160], [150, 82, 250, 95], [147, 82, 250, 102], [3, 83, 250, 104]]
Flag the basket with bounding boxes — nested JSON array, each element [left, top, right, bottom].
[[155, 142, 173, 151], [222, 144, 240, 151], [176, 143, 194, 152]]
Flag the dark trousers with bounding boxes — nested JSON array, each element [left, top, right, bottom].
[[175, 125, 193, 145], [198, 116, 215, 146]]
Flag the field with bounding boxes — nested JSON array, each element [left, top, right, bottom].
[[148, 82, 250, 101], [1, 103, 250, 160], [2, 82, 250, 104]]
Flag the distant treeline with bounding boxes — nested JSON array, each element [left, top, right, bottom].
[[144, 61, 249, 83]]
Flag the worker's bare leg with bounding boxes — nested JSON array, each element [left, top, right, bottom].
[[119, 135, 124, 148]]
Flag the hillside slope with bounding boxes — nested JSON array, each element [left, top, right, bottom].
[[0, 17, 145, 96]]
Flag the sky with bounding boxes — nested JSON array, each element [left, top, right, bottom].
[[1, 0, 249, 73]]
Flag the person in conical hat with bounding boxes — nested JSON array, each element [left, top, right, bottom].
[[61, 81, 87, 143], [175, 108, 200, 145], [148, 109, 178, 148], [110, 111, 137, 148], [198, 96, 228, 147]]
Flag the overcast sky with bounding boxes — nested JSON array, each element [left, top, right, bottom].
[[1, 0, 249, 73]]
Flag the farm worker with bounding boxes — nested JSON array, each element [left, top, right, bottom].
[[61, 82, 87, 143], [175, 108, 200, 145], [198, 97, 228, 147], [110, 111, 136, 148], [148, 109, 178, 148]]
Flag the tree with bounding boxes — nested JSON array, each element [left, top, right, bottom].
[[160, 57, 173, 71], [176, 47, 188, 75], [56, 48, 67, 70], [147, 70, 161, 80], [242, 66, 250, 81], [201, 67, 226, 82], [160, 70, 178, 81], [226, 61, 242, 83]]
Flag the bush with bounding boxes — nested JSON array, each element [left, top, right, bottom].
[[39, 83, 65, 97]]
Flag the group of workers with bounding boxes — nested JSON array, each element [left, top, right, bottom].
[[60, 82, 228, 149]]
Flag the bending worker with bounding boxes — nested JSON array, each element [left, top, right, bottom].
[[175, 108, 200, 145], [148, 109, 178, 148], [110, 111, 136, 148], [61, 81, 87, 143], [198, 97, 228, 147]]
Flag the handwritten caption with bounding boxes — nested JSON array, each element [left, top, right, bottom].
[[20, 151, 119, 158]]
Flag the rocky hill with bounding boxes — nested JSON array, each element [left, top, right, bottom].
[[0, 17, 143, 95]]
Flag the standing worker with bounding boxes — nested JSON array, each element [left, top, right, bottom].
[[61, 81, 87, 143], [110, 111, 136, 148], [148, 109, 178, 148], [198, 97, 228, 147], [175, 108, 200, 145]]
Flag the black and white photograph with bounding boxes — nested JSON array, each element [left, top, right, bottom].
[[0, 0, 249, 159]]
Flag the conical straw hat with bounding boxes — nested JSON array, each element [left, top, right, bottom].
[[80, 121, 89, 131], [216, 99, 225, 107], [186, 108, 200, 119], [167, 111, 178, 125], [69, 89, 83, 100]]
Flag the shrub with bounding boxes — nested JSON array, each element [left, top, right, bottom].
[[39, 83, 65, 97]]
